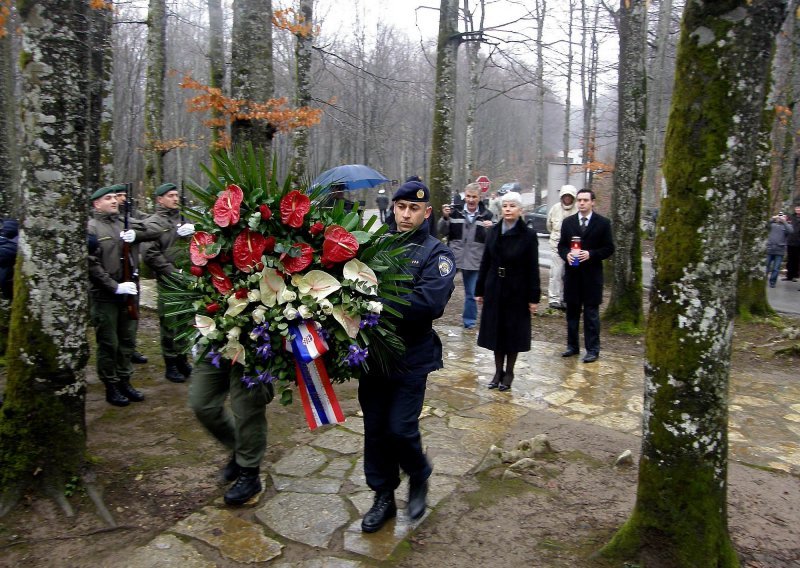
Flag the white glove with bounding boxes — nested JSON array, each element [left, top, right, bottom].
[[115, 282, 138, 295], [176, 223, 195, 237], [120, 229, 136, 243]]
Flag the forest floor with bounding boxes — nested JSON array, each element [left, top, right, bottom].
[[0, 268, 798, 567]]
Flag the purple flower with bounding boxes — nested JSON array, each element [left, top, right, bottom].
[[318, 327, 331, 343], [256, 341, 273, 361], [240, 374, 258, 389], [252, 323, 271, 340], [344, 344, 369, 367], [359, 313, 381, 329], [256, 369, 275, 384], [207, 349, 222, 368]]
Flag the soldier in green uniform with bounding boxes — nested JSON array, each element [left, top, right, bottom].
[[87, 185, 160, 406], [141, 183, 196, 383]]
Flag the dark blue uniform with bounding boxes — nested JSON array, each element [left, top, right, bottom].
[[358, 219, 455, 493]]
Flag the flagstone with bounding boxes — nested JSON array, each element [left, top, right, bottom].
[[256, 493, 350, 548], [271, 475, 343, 494], [311, 427, 363, 454], [273, 445, 328, 477], [319, 456, 354, 479], [123, 534, 216, 568]]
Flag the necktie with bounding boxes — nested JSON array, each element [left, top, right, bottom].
[[580, 216, 588, 233]]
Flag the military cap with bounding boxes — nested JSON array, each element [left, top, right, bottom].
[[111, 184, 128, 194], [155, 183, 178, 197], [90, 185, 119, 201], [392, 180, 429, 202]]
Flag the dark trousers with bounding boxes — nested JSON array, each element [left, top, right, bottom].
[[786, 245, 800, 279], [90, 300, 136, 385], [566, 302, 600, 355], [358, 372, 432, 493]]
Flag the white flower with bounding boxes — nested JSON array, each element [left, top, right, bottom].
[[343, 258, 378, 295], [296, 270, 342, 300], [252, 305, 267, 324], [367, 301, 383, 314], [247, 288, 261, 303], [283, 304, 299, 320], [280, 288, 297, 303], [195, 315, 216, 336], [298, 305, 313, 319], [221, 339, 246, 365], [226, 326, 242, 341], [225, 295, 249, 317], [319, 299, 334, 315], [332, 305, 360, 339], [259, 267, 286, 307]]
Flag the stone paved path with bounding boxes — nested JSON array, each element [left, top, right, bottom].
[[121, 309, 800, 566]]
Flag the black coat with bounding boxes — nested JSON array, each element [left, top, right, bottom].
[[557, 212, 615, 306], [475, 218, 540, 353]]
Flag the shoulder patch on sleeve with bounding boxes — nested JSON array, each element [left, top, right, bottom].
[[438, 255, 454, 277]]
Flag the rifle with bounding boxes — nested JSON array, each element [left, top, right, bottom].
[[180, 181, 186, 224], [121, 182, 139, 320]]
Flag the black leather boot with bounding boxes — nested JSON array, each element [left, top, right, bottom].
[[498, 371, 514, 392], [361, 491, 396, 533], [407, 477, 429, 520], [224, 467, 262, 505], [164, 357, 187, 383], [105, 383, 130, 407], [119, 379, 145, 402], [221, 454, 240, 483], [176, 354, 193, 378], [131, 351, 148, 364]]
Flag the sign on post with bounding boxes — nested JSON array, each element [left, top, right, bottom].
[[476, 175, 491, 193]]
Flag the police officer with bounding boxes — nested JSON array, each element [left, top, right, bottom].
[[87, 185, 159, 406], [141, 183, 196, 383], [359, 180, 456, 533]]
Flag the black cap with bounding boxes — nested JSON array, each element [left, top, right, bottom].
[[392, 180, 430, 202]]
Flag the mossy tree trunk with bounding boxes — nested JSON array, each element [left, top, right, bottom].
[[428, 0, 460, 212], [605, 0, 647, 332], [532, 0, 548, 205], [0, 0, 91, 513], [87, 2, 114, 189], [231, 0, 275, 151], [144, 0, 166, 196], [290, 0, 313, 181], [207, 0, 224, 154], [601, 1, 787, 565]]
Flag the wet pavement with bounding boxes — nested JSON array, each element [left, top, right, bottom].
[[127, 284, 800, 566]]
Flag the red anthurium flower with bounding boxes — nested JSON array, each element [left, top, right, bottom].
[[232, 228, 268, 273], [189, 232, 218, 266], [280, 242, 314, 274], [321, 225, 359, 265], [213, 184, 244, 227], [206, 302, 221, 314], [206, 262, 233, 295], [259, 204, 272, 221], [235, 288, 249, 299], [190, 266, 204, 277], [309, 221, 325, 236], [280, 190, 311, 228], [264, 236, 276, 253]]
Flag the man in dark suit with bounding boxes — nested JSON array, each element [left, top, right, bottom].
[[557, 189, 615, 363]]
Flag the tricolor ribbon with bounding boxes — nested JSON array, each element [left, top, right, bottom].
[[286, 322, 345, 430]]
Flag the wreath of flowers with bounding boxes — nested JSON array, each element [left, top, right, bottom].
[[163, 147, 411, 405]]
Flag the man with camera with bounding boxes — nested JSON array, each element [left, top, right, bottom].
[[438, 182, 494, 329]]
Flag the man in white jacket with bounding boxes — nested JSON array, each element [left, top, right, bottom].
[[546, 185, 578, 309]]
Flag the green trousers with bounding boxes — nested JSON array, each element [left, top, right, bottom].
[[157, 290, 187, 358], [90, 300, 136, 385], [188, 359, 273, 468]]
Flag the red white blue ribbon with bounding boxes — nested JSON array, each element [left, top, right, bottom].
[[286, 322, 345, 430]]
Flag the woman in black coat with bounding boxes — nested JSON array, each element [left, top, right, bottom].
[[475, 192, 540, 391]]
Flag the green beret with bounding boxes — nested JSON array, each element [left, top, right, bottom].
[[90, 186, 118, 201], [155, 183, 178, 197], [111, 184, 127, 194]]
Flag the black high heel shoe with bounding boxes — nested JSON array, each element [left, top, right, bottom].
[[487, 371, 503, 389]]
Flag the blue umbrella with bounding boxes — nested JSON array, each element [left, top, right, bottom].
[[312, 164, 389, 191]]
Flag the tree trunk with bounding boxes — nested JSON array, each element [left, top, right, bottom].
[[0, 11, 16, 219], [428, 0, 460, 211], [580, 1, 599, 192], [231, 0, 275, 150], [0, 0, 91, 513], [144, 0, 167, 195], [563, 0, 576, 182], [601, 1, 787, 565], [461, 0, 485, 195], [769, 8, 796, 212], [290, 0, 313, 181], [87, 3, 114, 188], [643, 0, 675, 210], [533, 0, 547, 204], [605, 0, 647, 331], [207, 0, 225, 152]]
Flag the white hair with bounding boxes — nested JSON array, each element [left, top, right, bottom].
[[501, 191, 522, 206]]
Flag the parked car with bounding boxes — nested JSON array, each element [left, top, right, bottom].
[[523, 203, 549, 234], [497, 182, 521, 195]]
